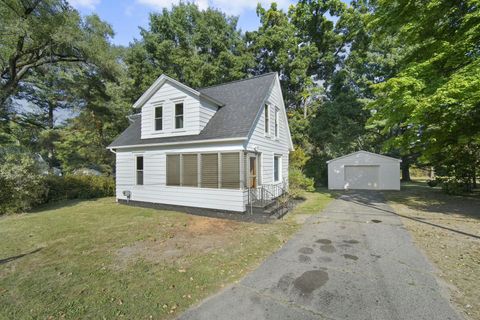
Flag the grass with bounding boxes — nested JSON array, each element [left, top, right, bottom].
[[0, 191, 333, 319], [384, 181, 480, 320]]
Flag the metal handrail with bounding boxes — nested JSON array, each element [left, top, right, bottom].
[[247, 181, 291, 216]]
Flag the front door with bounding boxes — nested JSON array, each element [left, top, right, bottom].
[[249, 156, 257, 188]]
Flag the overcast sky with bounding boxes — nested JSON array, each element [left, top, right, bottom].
[[70, 0, 298, 46]]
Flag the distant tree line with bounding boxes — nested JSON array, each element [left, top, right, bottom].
[[1, 0, 478, 200]]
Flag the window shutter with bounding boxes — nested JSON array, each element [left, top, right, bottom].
[[221, 153, 240, 189], [166, 155, 180, 186], [182, 154, 198, 187], [200, 154, 218, 188]]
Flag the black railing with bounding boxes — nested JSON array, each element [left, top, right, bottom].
[[247, 180, 291, 216]]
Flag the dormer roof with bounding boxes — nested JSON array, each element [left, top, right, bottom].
[[132, 74, 225, 109]]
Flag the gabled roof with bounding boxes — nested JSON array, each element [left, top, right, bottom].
[[326, 150, 402, 163], [108, 73, 279, 148], [132, 74, 225, 109]]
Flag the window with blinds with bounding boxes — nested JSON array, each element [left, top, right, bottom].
[[221, 153, 240, 189], [201, 153, 218, 188], [166, 154, 180, 186], [182, 154, 198, 187], [165, 153, 241, 189]]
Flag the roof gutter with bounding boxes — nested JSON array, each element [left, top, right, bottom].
[[107, 137, 247, 150]]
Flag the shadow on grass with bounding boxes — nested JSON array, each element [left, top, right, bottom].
[[0, 248, 43, 265], [339, 191, 480, 241], [384, 181, 480, 220], [28, 198, 112, 214]]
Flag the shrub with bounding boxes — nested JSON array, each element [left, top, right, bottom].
[[289, 167, 315, 199], [45, 175, 115, 202], [0, 153, 47, 215], [427, 179, 438, 187], [441, 177, 467, 195]]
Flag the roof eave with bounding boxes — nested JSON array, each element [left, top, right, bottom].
[[107, 136, 247, 150], [132, 74, 224, 109]]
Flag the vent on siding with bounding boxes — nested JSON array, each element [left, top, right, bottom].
[[201, 154, 218, 188], [166, 154, 180, 186], [182, 154, 198, 187], [221, 153, 240, 189]]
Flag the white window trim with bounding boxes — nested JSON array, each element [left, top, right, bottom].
[[275, 107, 280, 139], [173, 100, 185, 130], [154, 105, 163, 132], [134, 154, 144, 186], [273, 154, 282, 183], [264, 104, 270, 136]]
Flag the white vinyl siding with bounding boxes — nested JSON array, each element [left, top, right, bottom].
[[247, 79, 290, 185], [115, 145, 245, 212], [141, 82, 200, 139]]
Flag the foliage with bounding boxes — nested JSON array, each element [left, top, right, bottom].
[[44, 175, 115, 202], [368, 0, 480, 188], [0, 150, 46, 214], [427, 180, 438, 188], [0, 0, 117, 112], [289, 167, 315, 198], [125, 3, 252, 100]]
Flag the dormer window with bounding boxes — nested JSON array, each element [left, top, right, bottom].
[[264, 104, 269, 135], [155, 106, 163, 131], [175, 103, 184, 129]]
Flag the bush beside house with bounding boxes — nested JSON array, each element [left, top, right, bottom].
[[0, 152, 114, 215]]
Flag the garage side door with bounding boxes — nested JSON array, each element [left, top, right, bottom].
[[344, 165, 379, 190]]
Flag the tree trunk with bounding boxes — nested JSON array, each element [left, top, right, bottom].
[[473, 166, 477, 189], [401, 157, 411, 181]]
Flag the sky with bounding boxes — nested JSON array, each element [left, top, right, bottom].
[[71, 0, 297, 46]]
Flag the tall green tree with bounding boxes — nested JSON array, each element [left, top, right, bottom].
[[368, 0, 480, 189], [0, 0, 116, 114], [125, 3, 252, 101], [247, 3, 317, 108]]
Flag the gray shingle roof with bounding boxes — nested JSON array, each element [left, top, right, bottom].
[[108, 72, 277, 148]]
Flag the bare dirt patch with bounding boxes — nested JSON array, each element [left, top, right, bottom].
[[386, 183, 480, 320], [115, 216, 242, 268]]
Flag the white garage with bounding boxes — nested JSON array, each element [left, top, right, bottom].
[[327, 151, 401, 190]]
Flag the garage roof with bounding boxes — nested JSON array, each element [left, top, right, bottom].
[[326, 151, 402, 164]]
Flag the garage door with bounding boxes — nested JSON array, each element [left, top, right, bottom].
[[344, 165, 379, 190]]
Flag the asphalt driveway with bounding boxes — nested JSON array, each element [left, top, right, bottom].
[[179, 192, 463, 320]]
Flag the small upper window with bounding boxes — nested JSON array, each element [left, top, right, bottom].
[[175, 103, 184, 129], [155, 106, 163, 131], [264, 104, 269, 134], [136, 156, 144, 185], [274, 107, 279, 138]]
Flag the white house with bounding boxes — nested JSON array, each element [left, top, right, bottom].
[[327, 151, 401, 190], [108, 73, 293, 214]]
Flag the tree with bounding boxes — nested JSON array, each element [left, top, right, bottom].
[[247, 3, 317, 108], [0, 0, 116, 113], [125, 3, 252, 101], [368, 0, 480, 189]]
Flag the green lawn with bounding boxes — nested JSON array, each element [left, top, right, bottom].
[[0, 192, 332, 319], [384, 181, 480, 320]]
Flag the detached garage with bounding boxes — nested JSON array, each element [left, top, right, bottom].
[[327, 151, 401, 190]]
